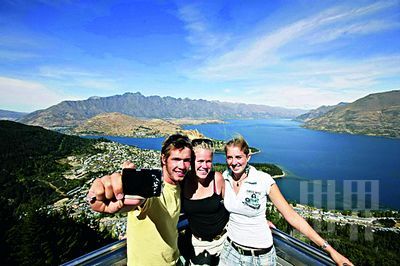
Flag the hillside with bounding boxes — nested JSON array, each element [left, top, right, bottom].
[[304, 90, 400, 138], [295, 102, 348, 122], [0, 109, 27, 121], [0, 121, 114, 265], [73, 112, 210, 139], [74, 112, 182, 137], [18, 92, 306, 128], [0, 120, 100, 204]]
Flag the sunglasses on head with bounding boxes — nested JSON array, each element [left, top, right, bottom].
[[192, 138, 214, 147]]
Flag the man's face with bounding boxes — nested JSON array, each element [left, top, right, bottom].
[[162, 147, 192, 184]]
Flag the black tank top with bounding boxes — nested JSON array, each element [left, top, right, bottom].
[[181, 172, 229, 239]]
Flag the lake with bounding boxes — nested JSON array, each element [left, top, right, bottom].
[[89, 119, 400, 210]]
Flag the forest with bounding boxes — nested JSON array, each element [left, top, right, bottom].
[[0, 121, 114, 265]]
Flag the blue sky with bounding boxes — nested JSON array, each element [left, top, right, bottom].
[[0, 0, 399, 112]]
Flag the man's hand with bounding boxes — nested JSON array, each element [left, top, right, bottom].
[[87, 161, 144, 213]]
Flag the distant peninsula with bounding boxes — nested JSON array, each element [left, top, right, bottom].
[[71, 112, 258, 153], [73, 112, 195, 138], [299, 90, 400, 138]]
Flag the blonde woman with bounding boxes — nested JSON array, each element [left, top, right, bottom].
[[219, 135, 353, 266], [181, 138, 229, 265]]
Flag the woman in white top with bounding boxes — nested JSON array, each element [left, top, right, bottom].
[[219, 135, 353, 266]]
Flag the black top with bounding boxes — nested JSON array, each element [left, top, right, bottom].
[[181, 172, 229, 239]]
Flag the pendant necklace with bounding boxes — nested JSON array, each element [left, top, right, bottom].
[[235, 175, 245, 187], [232, 165, 250, 187], [236, 178, 243, 187]]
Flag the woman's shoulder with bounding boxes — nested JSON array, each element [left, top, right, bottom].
[[213, 171, 225, 195], [214, 170, 224, 181]]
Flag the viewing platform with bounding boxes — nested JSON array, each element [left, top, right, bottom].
[[62, 216, 335, 266]]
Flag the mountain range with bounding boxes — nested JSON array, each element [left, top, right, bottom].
[[6, 90, 400, 139], [18, 92, 305, 128], [303, 90, 400, 138], [295, 102, 348, 122], [0, 109, 27, 121]]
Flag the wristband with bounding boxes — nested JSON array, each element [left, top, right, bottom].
[[321, 241, 330, 249]]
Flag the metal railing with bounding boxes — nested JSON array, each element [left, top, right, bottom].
[[62, 218, 335, 266], [272, 229, 335, 266]]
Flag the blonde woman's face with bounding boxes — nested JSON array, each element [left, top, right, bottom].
[[226, 145, 249, 176], [194, 148, 213, 179]]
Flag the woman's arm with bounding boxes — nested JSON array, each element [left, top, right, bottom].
[[269, 184, 353, 266]]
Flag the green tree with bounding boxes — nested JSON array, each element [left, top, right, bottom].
[[7, 204, 114, 265]]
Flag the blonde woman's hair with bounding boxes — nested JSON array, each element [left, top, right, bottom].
[[192, 138, 215, 153], [224, 135, 250, 155]]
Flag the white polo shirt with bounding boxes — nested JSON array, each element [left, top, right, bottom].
[[223, 165, 275, 248]]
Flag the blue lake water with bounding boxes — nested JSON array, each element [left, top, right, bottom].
[[87, 119, 400, 210]]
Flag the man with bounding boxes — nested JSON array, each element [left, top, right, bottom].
[[88, 134, 193, 265]]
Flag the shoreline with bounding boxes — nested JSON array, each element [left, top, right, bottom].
[[290, 203, 400, 232], [272, 170, 285, 179]]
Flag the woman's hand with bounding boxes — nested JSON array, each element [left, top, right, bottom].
[[266, 220, 276, 229], [328, 247, 354, 266]]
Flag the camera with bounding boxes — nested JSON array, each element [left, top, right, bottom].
[[122, 168, 162, 199]]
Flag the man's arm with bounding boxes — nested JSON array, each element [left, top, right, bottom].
[[87, 161, 145, 213]]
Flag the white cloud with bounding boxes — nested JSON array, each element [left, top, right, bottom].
[[191, 1, 399, 80], [308, 20, 400, 44], [177, 4, 231, 52], [0, 49, 38, 61], [271, 86, 366, 108], [290, 55, 400, 90], [179, 1, 400, 108], [37, 65, 122, 91], [0, 76, 77, 112], [78, 79, 117, 90], [227, 85, 370, 109], [211, 54, 400, 108], [38, 66, 97, 79]]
